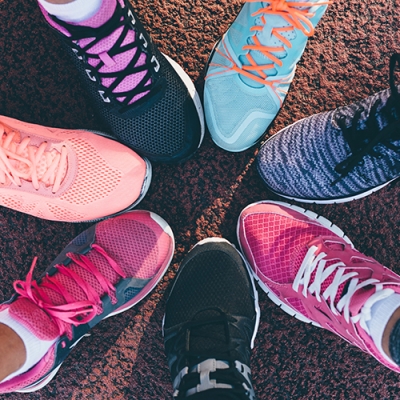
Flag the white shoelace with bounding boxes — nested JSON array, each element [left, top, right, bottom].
[[293, 244, 395, 334]]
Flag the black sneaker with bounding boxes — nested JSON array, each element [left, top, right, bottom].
[[39, 0, 204, 163], [163, 238, 259, 399]]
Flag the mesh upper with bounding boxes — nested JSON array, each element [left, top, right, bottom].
[[165, 242, 255, 329], [60, 138, 121, 205], [242, 213, 334, 284], [9, 212, 171, 340], [164, 240, 257, 384], [54, 2, 201, 161], [204, 0, 328, 151]]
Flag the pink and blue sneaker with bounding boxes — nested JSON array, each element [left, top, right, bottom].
[[0, 210, 174, 393], [38, 0, 204, 163], [238, 200, 400, 373]]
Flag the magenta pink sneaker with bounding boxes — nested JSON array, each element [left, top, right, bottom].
[[237, 200, 400, 373], [38, 0, 204, 163], [0, 210, 174, 393]]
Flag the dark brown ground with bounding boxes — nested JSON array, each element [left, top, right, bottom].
[[0, 0, 399, 399]]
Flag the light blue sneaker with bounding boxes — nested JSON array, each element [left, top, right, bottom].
[[204, 0, 329, 152]]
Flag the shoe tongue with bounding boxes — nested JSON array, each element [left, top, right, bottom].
[[292, 245, 347, 306], [72, 1, 151, 105], [9, 298, 60, 341]]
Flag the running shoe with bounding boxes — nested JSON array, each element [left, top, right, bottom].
[[0, 210, 175, 393], [204, 0, 329, 152], [0, 115, 151, 222], [38, 0, 204, 163], [238, 200, 400, 373], [164, 238, 260, 399], [257, 54, 400, 203]]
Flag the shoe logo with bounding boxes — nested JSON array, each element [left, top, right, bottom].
[[127, 9, 136, 25], [85, 69, 96, 82], [139, 33, 148, 48], [98, 91, 111, 103], [151, 56, 160, 73]]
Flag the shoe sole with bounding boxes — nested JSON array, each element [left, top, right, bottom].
[[237, 200, 353, 328], [162, 237, 260, 349], [17, 211, 174, 393], [258, 119, 399, 204], [163, 53, 205, 153]]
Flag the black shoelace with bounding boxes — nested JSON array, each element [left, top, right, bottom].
[[51, 3, 161, 111], [332, 53, 400, 186], [171, 308, 253, 400]]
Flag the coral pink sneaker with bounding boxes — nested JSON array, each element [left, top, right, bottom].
[[237, 200, 400, 373], [0, 115, 151, 222], [0, 210, 174, 393]]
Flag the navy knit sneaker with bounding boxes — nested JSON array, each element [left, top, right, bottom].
[[257, 54, 400, 203], [39, 0, 204, 163], [163, 238, 260, 399]]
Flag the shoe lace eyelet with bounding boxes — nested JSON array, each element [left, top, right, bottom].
[[98, 90, 111, 103], [151, 56, 160, 73], [127, 9, 136, 25], [139, 33, 148, 48], [85, 69, 96, 82], [72, 48, 83, 61]]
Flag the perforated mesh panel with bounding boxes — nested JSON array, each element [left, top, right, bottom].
[[59, 138, 122, 206], [95, 217, 159, 279], [165, 242, 255, 328], [207, 76, 277, 137], [63, 38, 194, 159], [243, 213, 333, 283], [47, 204, 84, 221]]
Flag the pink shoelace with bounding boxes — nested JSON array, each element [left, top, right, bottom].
[[53, 3, 159, 108], [13, 244, 126, 336], [0, 123, 68, 193]]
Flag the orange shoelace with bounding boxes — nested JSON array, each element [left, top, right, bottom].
[[208, 0, 330, 95], [0, 123, 68, 193]]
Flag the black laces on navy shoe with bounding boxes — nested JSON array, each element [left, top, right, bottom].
[[169, 308, 254, 399], [332, 54, 400, 185], [51, 3, 161, 111]]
